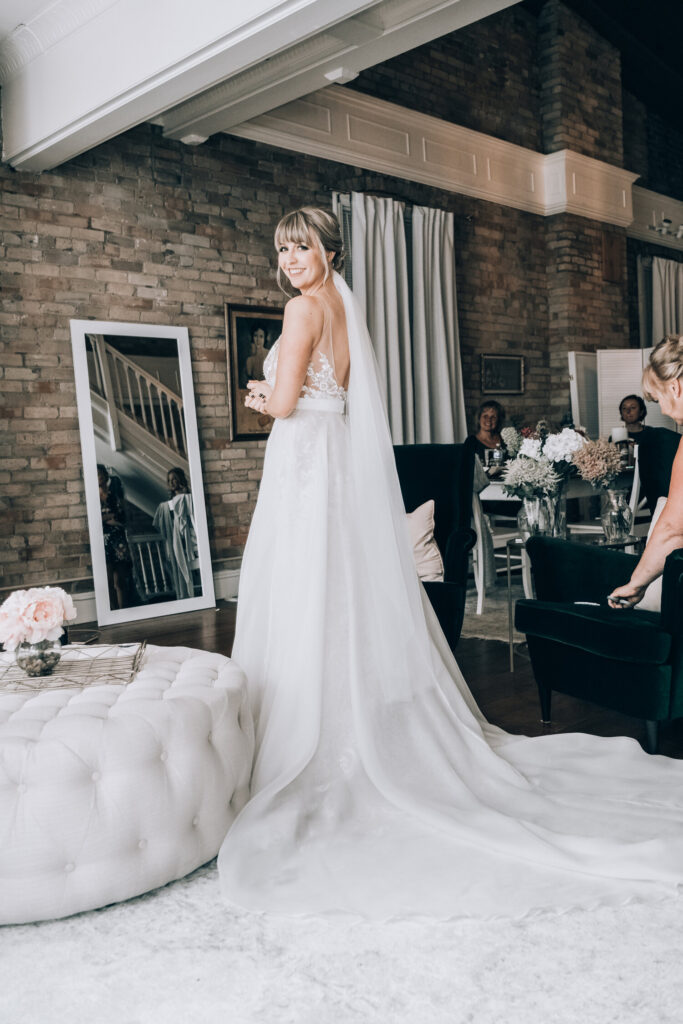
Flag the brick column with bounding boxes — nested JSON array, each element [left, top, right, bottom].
[[538, 0, 630, 420]]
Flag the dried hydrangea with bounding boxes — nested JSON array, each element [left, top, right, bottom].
[[503, 455, 560, 499], [571, 438, 622, 490]]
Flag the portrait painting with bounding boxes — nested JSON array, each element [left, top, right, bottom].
[[225, 304, 284, 441]]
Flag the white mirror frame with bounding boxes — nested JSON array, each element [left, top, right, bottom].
[[70, 319, 216, 625]]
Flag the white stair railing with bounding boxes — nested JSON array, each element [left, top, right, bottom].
[[89, 336, 187, 458]]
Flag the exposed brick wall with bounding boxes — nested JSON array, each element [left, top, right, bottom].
[[623, 89, 683, 203], [0, 126, 554, 589], [0, 0, 679, 593], [538, 0, 623, 164], [352, 5, 542, 152], [545, 217, 630, 418]]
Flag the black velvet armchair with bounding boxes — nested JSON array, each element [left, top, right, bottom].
[[515, 536, 683, 753], [393, 443, 476, 651]]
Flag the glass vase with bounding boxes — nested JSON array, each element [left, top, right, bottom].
[[544, 489, 567, 539], [15, 639, 62, 677], [600, 489, 633, 543], [517, 497, 549, 541]]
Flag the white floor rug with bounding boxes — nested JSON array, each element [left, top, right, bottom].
[[3, 860, 681, 1024]]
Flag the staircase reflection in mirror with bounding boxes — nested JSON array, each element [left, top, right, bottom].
[[71, 321, 216, 625]]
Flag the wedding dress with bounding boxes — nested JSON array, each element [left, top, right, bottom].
[[218, 273, 683, 920]]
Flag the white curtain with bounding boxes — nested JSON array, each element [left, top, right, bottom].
[[652, 256, 683, 344], [350, 192, 414, 443], [411, 205, 467, 442]]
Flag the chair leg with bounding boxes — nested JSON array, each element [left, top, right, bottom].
[[538, 685, 551, 725], [644, 720, 659, 755], [473, 538, 485, 615]]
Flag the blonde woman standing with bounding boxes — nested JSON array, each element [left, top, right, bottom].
[[609, 335, 683, 608], [219, 214, 683, 921]]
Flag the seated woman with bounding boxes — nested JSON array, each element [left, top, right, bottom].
[[465, 400, 506, 462], [618, 394, 656, 441], [465, 400, 518, 522]]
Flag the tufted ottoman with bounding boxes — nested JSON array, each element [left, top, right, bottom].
[[0, 644, 254, 925]]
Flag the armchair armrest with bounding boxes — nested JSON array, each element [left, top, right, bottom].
[[526, 537, 638, 605], [444, 527, 477, 584]]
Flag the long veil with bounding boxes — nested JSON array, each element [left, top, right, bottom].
[[219, 271, 683, 920]]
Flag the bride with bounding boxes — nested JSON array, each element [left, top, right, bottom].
[[218, 206, 683, 920]]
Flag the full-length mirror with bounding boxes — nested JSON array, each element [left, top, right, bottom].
[[70, 320, 215, 625]]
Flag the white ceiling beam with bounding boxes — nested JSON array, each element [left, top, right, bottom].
[[160, 0, 519, 143], [0, 0, 387, 170]]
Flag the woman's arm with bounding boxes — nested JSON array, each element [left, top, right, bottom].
[[245, 295, 323, 419], [609, 435, 683, 606]]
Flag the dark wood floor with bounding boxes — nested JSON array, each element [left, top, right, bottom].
[[90, 602, 683, 759]]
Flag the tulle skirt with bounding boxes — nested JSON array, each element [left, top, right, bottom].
[[219, 404, 683, 920]]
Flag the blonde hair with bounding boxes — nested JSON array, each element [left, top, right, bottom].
[[274, 207, 345, 295], [643, 334, 683, 400]]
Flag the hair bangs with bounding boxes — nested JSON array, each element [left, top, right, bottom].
[[274, 211, 315, 250]]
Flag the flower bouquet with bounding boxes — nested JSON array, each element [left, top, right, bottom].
[[571, 439, 632, 542], [0, 586, 77, 676], [501, 422, 586, 538]]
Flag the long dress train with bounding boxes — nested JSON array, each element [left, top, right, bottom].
[[218, 273, 683, 920]]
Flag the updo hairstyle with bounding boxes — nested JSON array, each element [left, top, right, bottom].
[[274, 207, 345, 295], [643, 335, 683, 401]]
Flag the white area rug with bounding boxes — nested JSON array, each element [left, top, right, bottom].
[[3, 860, 682, 1024]]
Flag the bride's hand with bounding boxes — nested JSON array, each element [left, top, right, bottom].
[[245, 381, 272, 413]]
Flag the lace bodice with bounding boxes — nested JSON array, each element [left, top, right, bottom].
[[263, 338, 348, 401]]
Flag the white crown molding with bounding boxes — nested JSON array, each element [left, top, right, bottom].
[[0, 0, 118, 83], [229, 85, 640, 225], [628, 186, 683, 253]]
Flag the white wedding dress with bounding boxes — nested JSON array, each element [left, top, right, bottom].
[[218, 273, 683, 920]]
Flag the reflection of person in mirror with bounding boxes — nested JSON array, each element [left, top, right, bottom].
[[97, 464, 134, 609], [153, 467, 199, 600]]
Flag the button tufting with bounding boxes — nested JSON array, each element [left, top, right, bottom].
[[65, 863, 75, 873], [207, 732, 212, 742], [160, 751, 168, 762], [17, 784, 27, 794], [91, 771, 101, 782], [138, 839, 147, 850], [192, 816, 199, 827]]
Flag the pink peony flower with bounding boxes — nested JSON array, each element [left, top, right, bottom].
[[0, 586, 77, 651]]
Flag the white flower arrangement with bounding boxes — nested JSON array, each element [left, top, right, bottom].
[[0, 586, 77, 652], [542, 427, 586, 466], [502, 455, 560, 500], [519, 437, 542, 461], [500, 426, 522, 457]]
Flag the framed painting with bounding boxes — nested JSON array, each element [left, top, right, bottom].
[[225, 304, 284, 441], [481, 354, 525, 395]]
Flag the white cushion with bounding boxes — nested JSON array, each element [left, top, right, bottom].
[[636, 496, 667, 612], [0, 644, 254, 925], [407, 500, 444, 583]]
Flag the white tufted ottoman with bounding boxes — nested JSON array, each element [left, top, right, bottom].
[[0, 644, 254, 925]]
